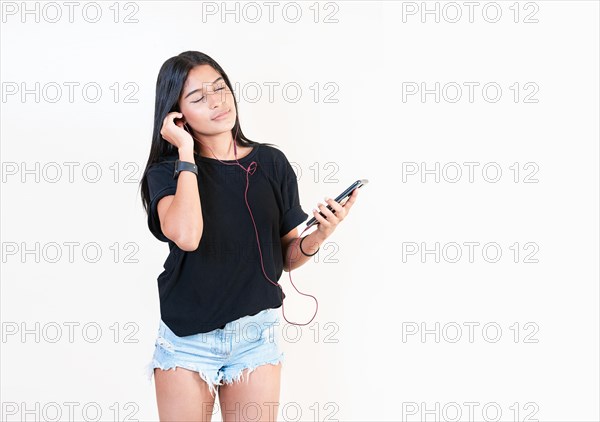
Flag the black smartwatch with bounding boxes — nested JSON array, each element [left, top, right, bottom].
[[173, 159, 198, 179]]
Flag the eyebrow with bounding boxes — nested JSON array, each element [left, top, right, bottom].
[[184, 77, 224, 99]]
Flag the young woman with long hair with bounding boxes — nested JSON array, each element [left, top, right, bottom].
[[139, 51, 359, 422]]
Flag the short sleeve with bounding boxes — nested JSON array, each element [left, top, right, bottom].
[[279, 153, 309, 237], [146, 160, 178, 242]]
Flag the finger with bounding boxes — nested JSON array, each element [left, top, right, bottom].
[[312, 207, 331, 226], [317, 202, 339, 223], [342, 189, 359, 211], [165, 112, 182, 123], [324, 198, 347, 221], [325, 197, 344, 214]]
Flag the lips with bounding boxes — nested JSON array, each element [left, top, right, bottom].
[[212, 109, 230, 120]]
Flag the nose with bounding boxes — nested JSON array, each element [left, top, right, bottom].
[[207, 88, 226, 108]]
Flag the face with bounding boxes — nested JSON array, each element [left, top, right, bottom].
[[178, 64, 236, 138]]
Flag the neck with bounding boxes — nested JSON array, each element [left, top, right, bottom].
[[193, 131, 237, 160]]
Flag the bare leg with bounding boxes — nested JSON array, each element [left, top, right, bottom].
[[218, 362, 282, 422], [154, 366, 217, 422]]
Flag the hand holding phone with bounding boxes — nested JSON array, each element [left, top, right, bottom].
[[305, 179, 368, 229]]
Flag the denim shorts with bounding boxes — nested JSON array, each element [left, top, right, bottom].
[[144, 308, 284, 398]]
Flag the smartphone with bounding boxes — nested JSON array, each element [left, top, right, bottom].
[[305, 179, 369, 228]]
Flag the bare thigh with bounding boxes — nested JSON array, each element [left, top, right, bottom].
[[218, 362, 282, 422], [154, 367, 216, 422]]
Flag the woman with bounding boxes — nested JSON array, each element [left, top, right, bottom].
[[139, 51, 359, 422]]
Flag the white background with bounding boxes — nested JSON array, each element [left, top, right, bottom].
[[1, 1, 598, 421]]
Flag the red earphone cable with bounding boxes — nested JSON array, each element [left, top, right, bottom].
[[184, 120, 318, 327]]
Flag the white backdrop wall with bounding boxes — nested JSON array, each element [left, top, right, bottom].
[[1, 1, 598, 421]]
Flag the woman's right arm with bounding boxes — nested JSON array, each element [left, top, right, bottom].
[[156, 111, 203, 251], [156, 146, 203, 251]]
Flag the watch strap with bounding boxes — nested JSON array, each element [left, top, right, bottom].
[[173, 159, 198, 179]]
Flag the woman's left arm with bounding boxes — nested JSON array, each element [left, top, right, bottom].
[[282, 188, 360, 272]]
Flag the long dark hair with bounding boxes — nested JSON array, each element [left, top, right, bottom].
[[139, 50, 277, 216]]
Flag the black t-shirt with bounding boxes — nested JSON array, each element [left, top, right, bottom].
[[145, 143, 309, 336]]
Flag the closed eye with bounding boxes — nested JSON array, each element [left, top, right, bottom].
[[192, 87, 225, 103]]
